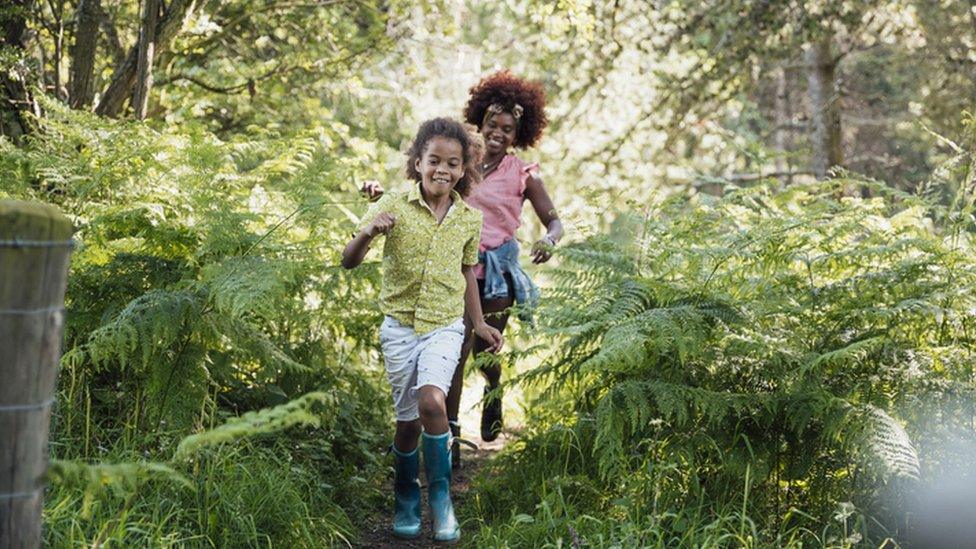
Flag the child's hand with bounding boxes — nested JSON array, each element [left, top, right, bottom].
[[360, 180, 385, 201], [530, 236, 555, 264], [367, 212, 395, 237], [474, 322, 504, 353]]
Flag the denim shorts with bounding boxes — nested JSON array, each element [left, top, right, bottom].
[[379, 316, 465, 421], [477, 273, 515, 300]]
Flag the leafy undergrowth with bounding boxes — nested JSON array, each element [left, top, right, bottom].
[[0, 100, 398, 547], [463, 147, 976, 547]]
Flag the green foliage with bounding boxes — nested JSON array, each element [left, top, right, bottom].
[[174, 391, 332, 460], [45, 441, 362, 547], [4, 1, 975, 545], [2, 98, 393, 545], [48, 460, 191, 519], [477, 140, 976, 544]]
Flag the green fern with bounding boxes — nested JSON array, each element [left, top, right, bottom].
[[175, 392, 334, 460], [518, 164, 976, 520]]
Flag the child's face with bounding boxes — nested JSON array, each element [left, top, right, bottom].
[[415, 136, 465, 199], [482, 112, 516, 157]]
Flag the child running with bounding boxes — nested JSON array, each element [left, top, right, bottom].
[[342, 117, 503, 542], [454, 71, 563, 449], [363, 72, 563, 467]]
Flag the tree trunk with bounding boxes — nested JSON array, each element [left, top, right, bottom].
[[95, 0, 194, 118], [68, 0, 101, 109], [98, 5, 126, 67], [0, 0, 36, 143], [51, 0, 66, 100], [805, 36, 843, 179], [132, 0, 161, 119], [773, 64, 794, 187]]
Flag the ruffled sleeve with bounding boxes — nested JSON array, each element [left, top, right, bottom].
[[518, 161, 540, 196]]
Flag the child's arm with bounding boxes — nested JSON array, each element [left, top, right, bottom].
[[463, 265, 504, 352], [341, 212, 395, 269], [523, 172, 563, 264]]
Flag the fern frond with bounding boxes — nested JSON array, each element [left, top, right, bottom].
[[79, 288, 204, 370], [48, 460, 191, 519], [212, 314, 313, 375], [842, 404, 921, 480], [205, 256, 297, 320], [174, 392, 334, 460]]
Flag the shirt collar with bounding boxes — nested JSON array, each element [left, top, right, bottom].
[[408, 182, 465, 212]]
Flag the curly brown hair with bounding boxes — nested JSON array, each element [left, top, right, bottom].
[[463, 71, 548, 149], [405, 117, 483, 197]]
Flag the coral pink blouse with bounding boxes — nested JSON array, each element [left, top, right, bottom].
[[465, 154, 539, 278]]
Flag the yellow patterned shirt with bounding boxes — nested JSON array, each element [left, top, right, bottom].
[[356, 183, 482, 334]]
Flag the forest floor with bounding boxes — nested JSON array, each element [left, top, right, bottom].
[[355, 373, 515, 548]]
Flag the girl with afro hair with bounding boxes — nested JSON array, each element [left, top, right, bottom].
[[362, 71, 564, 467], [453, 70, 562, 453]]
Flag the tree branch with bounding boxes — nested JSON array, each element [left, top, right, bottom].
[[95, 0, 195, 117], [158, 63, 288, 95]]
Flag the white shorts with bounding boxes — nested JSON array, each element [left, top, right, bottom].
[[379, 316, 465, 421]]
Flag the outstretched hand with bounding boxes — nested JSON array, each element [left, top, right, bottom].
[[361, 180, 385, 201], [474, 322, 504, 353], [530, 237, 555, 264]]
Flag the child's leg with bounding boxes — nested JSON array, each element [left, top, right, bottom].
[[476, 296, 513, 384], [379, 317, 426, 539], [393, 419, 422, 452], [418, 385, 450, 434], [445, 324, 475, 469], [476, 297, 511, 441], [444, 322, 474, 424], [380, 316, 425, 451], [415, 320, 465, 541], [415, 319, 466, 435]]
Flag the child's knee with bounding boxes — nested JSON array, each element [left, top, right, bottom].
[[417, 386, 447, 419], [396, 418, 422, 437]]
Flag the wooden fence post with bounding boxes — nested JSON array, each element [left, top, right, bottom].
[[0, 201, 73, 548]]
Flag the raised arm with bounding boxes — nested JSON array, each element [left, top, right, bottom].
[[341, 212, 395, 269], [523, 172, 563, 263]]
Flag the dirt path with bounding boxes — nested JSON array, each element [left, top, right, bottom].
[[355, 375, 514, 548]]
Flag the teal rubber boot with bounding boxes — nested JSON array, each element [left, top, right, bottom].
[[392, 445, 422, 539], [422, 431, 460, 542]]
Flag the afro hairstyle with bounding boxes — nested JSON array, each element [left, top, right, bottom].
[[463, 70, 548, 149]]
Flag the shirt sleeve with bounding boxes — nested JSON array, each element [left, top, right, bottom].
[[519, 161, 540, 196], [462, 212, 482, 266]]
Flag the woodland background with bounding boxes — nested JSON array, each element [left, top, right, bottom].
[[2, 0, 976, 546]]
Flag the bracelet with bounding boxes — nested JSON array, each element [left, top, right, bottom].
[[541, 235, 556, 246]]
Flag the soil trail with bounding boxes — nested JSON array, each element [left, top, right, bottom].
[[355, 375, 514, 548]]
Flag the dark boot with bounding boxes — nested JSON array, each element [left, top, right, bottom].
[[422, 431, 460, 542], [391, 445, 421, 539], [480, 385, 503, 442]]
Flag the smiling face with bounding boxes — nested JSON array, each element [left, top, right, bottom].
[[481, 111, 517, 157], [415, 136, 465, 200]]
